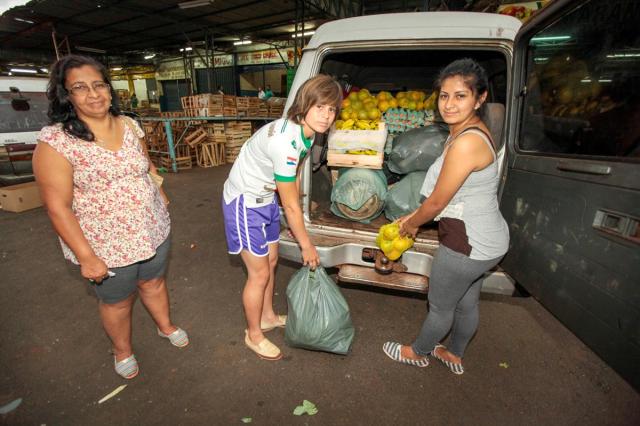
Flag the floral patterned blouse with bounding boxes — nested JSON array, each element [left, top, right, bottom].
[[37, 116, 170, 267]]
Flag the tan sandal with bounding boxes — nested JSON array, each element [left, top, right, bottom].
[[260, 314, 287, 332], [244, 330, 283, 361]]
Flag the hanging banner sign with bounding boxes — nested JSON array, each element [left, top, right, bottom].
[[156, 54, 235, 80], [156, 60, 186, 80], [237, 48, 294, 66], [193, 54, 234, 69]]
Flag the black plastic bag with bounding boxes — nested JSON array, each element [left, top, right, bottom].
[[387, 123, 449, 174], [285, 266, 355, 355]]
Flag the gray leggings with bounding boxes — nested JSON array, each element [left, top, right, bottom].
[[412, 245, 503, 358]]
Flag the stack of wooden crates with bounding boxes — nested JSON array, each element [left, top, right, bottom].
[[180, 94, 237, 117], [223, 121, 252, 163]]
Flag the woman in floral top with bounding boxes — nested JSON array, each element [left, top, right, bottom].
[[33, 55, 189, 379]]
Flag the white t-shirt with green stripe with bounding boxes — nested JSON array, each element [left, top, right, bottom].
[[223, 118, 313, 207]]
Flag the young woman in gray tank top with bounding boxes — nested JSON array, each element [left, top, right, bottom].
[[383, 58, 509, 374]]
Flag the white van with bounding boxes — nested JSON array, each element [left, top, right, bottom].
[[0, 76, 49, 184], [279, 0, 640, 389]]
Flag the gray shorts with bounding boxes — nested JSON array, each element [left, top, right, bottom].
[[92, 236, 171, 304]]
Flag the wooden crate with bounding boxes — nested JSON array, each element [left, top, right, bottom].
[[235, 97, 250, 116], [184, 128, 207, 148], [196, 142, 225, 168], [268, 104, 284, 118], [327, 150, 383, 169], [204, 123, 226, 144]]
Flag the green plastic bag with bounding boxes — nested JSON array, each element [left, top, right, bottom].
[[285, 266, 355, 355], [384, 171, 427, 221], [330, 168, 387, 224]]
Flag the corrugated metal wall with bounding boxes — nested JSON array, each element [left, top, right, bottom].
[[195, 67, 236, 95]]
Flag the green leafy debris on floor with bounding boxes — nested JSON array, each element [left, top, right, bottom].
[[293, 400, 318, 416], [241, 417, 252, 423], [499, 362, 509, 369], [0, 398, 22, 414]]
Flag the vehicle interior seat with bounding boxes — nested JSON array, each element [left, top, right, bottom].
[[480, 102, 505, 150]]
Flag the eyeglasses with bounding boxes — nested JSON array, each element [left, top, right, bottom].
[[67, 82, 111, 96]]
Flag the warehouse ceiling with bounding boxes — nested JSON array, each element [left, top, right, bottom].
[[0, 0, 482, 72]]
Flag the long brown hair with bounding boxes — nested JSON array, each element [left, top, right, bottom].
[[287, 74, 342, 124]]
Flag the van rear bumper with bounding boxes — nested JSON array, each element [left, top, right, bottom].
[[279, 237, 516, 295]]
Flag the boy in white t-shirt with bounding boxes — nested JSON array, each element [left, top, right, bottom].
[[222, 75, 342, 360]]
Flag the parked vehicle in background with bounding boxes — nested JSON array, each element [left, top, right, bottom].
[[280, 0, 640, 390], [0, 77, 49, 185]]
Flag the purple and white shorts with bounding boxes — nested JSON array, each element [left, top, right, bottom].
[[222, 194, 280, 257]]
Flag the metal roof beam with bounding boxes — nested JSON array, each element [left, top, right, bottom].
[[74, 0, 265, 42], [104, 9, 307, 51], [303, 0, 362, 19]]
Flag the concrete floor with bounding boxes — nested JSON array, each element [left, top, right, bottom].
[[1, 166, 638, 425]]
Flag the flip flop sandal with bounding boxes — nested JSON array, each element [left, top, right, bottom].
[[431, 344, 464, 375], [157, 327, 190, 348], [114, 354, 139, 379], [260, 314, 287, 332], [382, 342, 429, 368], [244, 330, 283, 361]]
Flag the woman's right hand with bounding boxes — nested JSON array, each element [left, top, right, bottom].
[[80, 255, 109, 283], [301, 244, 320, 270]]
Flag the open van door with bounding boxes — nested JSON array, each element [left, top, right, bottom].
[[500, 0, 640, 389]]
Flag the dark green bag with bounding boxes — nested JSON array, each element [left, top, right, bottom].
[[285, 266, 355, 355]]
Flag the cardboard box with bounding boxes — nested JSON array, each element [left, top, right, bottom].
[[0, 181, 43, 213]]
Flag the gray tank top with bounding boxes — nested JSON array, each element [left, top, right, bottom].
[[420, 128, 509, 260]]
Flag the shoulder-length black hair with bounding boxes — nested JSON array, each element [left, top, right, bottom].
[[47, 54, 121, 141]]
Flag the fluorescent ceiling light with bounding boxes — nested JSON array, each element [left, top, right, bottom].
[[291, 31, 315, 38], [606, 53, 640, 58], [598, 79, 612, 83], [144, 54, 156, 59], [179, 47, 193, 52], [40, 68, 48, 73], [76, 46, 107, 54], [14, 17, 34, 24], [530, 35, 571, 43], [7, 72, 13, 76], [10, 68, 37, 74], [233, 40, 252, 45], [111, 67, 122, 71], [178, 0, 213, 9]]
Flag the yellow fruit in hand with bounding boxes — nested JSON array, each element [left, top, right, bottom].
[[383, 223, 400, 240], [380, 239, 394, 254], [393, 236, 414, 252], [387, 250, 402, 261]]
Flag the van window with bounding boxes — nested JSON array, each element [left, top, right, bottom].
[[320, 49, 507, 105], [0, 91, 49, 133], [519, 0, 640, 159]]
